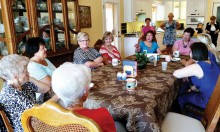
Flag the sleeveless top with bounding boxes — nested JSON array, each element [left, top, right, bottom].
[[163, 20, 177, 45], [191, 61, 220, 108]]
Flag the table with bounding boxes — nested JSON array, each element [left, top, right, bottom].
[[84, 56, 184, 132]]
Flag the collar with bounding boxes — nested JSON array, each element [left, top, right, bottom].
[[208, 22, 217, 25]]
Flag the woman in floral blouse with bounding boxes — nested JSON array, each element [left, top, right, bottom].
[[0, 54, 50, 131]]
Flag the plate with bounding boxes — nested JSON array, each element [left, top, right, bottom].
[[171, 58, 181, 62], [160, 55, 167, 59]]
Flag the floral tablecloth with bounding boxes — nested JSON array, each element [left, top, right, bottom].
[[84, 56, 184, 132]]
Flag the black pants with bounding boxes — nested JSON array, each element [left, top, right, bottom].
[[210, 31, 218, 47]]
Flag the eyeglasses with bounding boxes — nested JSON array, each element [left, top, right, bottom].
[[79, 39, 89, 42]]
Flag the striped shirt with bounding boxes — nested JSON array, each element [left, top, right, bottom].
[[73, 47, 102, 64], [99, 45, 121, 64]]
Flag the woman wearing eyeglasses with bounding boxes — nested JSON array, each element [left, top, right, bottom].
[[172, 27, 195, 56], [73, 32, 104, 68]]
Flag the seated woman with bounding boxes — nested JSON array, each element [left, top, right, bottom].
[[181, 33, 220, 67], [99, 31, 121, 65], [135, 30, 161, 54], [52, 63, 126, 132], [73, 32, 104, 68], [0, 54, 50, 131], [25, 37, 57, 102], [172, 27, 195, 56], [173, 42, 220, 119]]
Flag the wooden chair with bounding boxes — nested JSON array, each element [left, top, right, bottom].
[[94, 39, 103, 52], [161, 75, 220, 132], [21, 101, 102, 132], [0, 105, 13, 132]]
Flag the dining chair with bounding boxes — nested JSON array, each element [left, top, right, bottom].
[[0, 104, 13, 132], [21, 101, 102, 132], [161, 75, 220, 132]]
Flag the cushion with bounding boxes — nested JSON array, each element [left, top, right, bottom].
[[161, 112, 205, 132]]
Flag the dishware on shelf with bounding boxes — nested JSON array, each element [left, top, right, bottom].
[[0, 24, 4, 33], [161, 62, 168, 71], [126, 78, 137, 91]]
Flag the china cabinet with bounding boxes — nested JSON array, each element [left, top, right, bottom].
[[0, 0, 80, 66]]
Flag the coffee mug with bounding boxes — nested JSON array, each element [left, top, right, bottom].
[[173, 51, 180, 58], [126, 78, 137, 91], [112, 58, 120, 66]]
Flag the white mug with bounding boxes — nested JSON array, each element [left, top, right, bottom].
[[173, 51, 180, 58], [112, 58, 120, 66], [126, 78, 137, 91]]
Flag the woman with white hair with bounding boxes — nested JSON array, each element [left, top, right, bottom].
[[52, 63, 117, 131], [181, 33, 220, 67], [73, 32, 104, 68], [0, 54, 50, 131]]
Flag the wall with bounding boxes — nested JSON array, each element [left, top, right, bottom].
[[78, 0, 104, 46]]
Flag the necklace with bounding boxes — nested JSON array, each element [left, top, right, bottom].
[[183, 40, 190, 48]]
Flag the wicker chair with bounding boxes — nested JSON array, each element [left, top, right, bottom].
[[21, 101, 101, 132], [161, 75, 220, 132]]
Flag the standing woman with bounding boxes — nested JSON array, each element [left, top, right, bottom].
[[205, 16, 220, 47], [141, 18, 156, 37], [160, 13, 180, 54], [99, 31, 121, 65]]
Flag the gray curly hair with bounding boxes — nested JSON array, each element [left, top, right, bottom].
[[0, 54, 29, 81]]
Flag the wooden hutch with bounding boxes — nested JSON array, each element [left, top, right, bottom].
[[0, 0, 79, 67]]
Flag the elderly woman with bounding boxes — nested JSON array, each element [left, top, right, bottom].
[[173, 42, 220, 119], [25, 37, 56, 102], [135, 30, 161, 54], [73, 32, 104, 68], [172, 27, 195, 55], [205, 16, 220, 47], [52, 63, 117, 131], [99, 31, 121, 65], [181, 33, 220, 67], [160, 13, 180, 54], [0, 54, 50, 131]]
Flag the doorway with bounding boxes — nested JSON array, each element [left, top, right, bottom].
[[102, 0, 121, 54]]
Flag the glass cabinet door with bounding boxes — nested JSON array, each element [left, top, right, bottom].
[[0, 1, 7, 57]]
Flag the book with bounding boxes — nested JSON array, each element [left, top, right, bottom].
[[122, 60, 137, 77]]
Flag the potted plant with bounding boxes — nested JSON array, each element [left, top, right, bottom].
[[135, 52, 149, 70]]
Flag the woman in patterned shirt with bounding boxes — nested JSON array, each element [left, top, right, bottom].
[[99, 31, 121, 65], [0, 54, 50, 131]]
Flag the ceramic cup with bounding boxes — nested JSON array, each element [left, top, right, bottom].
[[126, 78, 137, 91], [165, 55, 171, 62], [173, 51, 180, 58], [112, 58, 120, 66]]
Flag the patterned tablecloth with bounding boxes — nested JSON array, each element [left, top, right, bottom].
[[84, 56, 184, 132]]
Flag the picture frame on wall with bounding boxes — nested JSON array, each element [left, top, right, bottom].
[[79, 6, 92, 28]]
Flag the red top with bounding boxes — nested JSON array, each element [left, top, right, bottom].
[[74, 108, 116, 132], [99, 45, 121, 64]]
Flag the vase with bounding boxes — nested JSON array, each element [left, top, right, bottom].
[[137, 63, 146, 70]]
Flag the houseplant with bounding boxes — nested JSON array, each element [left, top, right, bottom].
[[135, 52, 149, 70]]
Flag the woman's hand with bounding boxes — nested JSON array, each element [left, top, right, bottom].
[[214, 30, 219, 34], [135, 44, 140, 52]]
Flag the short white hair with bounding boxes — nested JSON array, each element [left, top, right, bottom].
[[77, 32, 89, 41], [0, 54, 29, 81], [52, 62, 91, 108]]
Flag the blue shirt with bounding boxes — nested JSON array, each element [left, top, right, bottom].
[[140, 41, 159, 53]]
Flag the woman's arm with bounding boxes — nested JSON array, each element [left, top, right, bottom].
[[29, 77, 50, 93], [84, 61, 104, 68], [102, 55, 109, 65], [40, 75, 51, 87], [181, 58, 195, 66], [160, 22, 165, 31], [173, 63, 203, 79], [156, 48, 162, 54], [94, 56, 103, 63]]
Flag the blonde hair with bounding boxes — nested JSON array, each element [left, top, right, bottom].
[[77, 32, 89, 42], [102, 31, 114, 42], [197, 33, 220, 63]]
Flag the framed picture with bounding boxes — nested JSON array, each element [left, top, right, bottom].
[[79, 6, 92, 28]]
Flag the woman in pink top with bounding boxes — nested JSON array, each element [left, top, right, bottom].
[[99, 31, 121, 65], [172, 27, 195, 55], [141, 18, 155, 37]]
